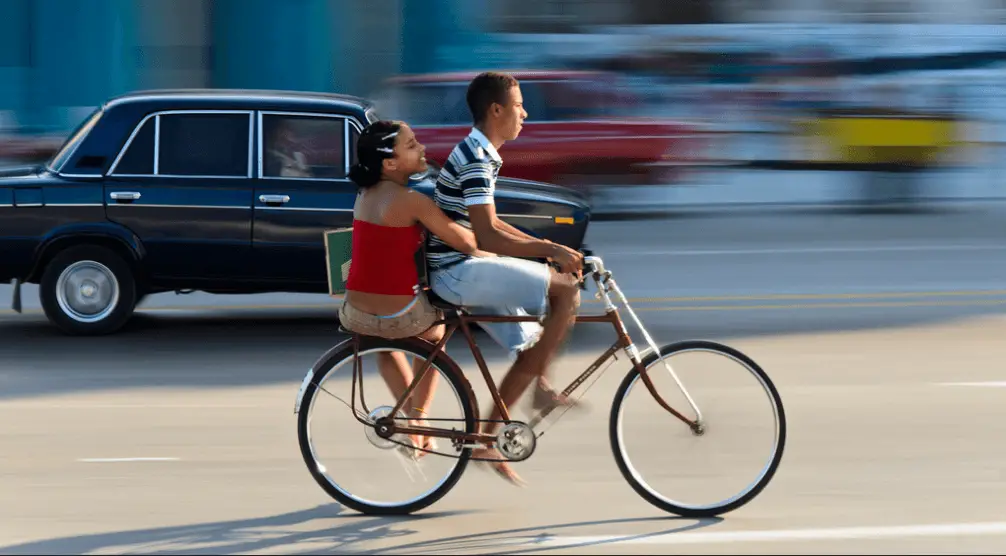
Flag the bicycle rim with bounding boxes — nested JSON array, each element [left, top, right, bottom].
[[610, 340, 786, 517], [298, 340, 475, 514]]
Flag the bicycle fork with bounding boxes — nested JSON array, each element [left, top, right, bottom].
[[593, 269, 706, 434]]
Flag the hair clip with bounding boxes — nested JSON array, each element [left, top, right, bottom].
[[376, 147, 394, 153], [381, 131, 399, 141]]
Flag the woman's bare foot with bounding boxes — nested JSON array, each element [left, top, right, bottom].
[[408, 408, 437, 460], [472, 446, 526, 487]]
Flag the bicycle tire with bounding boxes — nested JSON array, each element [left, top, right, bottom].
[[297, 335, 479, 515], [609, 340, 787, 517]]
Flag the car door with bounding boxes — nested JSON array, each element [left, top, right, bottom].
[[251, 111, 361, 287], [104, 110, 255, 280]]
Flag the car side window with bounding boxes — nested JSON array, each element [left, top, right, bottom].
[[349, 126, 359, 166], [261, 114, 346, 179], [157, 113, 250, 177], [113, 117, 156, 175]]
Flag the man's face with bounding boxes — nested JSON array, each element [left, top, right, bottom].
[[497, 85, 527, 141]]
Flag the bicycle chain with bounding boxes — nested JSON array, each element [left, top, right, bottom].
[[381, 416, 531, 462]]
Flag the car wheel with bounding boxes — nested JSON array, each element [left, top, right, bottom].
[[39, 245, 137, 336]]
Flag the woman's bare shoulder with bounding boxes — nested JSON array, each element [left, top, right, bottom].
[[377, 184, 424, 226]]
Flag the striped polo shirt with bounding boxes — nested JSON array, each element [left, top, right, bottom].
[[426, 127, 502, 271]]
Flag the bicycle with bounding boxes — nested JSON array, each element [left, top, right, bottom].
[[295, 255, 786, 517]]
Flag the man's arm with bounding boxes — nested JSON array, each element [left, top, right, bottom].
[[495, 217, 537, 242], [458, 161, 581, 272], [456, 160, 557, 259], [496, 211, 580, 260], [468, 203, 556, 259]]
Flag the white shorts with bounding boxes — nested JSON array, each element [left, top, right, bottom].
[[430, 256, 550, 356]]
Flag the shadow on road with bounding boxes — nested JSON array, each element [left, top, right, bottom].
[[0, 504, 464, 555], [370, 515, 723, 555], [0, 503, 721, 555]]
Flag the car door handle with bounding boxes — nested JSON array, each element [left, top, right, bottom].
[[110, 191, 141, 202], [259, 194, 290, 205]]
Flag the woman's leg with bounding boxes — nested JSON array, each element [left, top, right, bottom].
[[374, 351, 430, 458], [373, 322, 446, 457], [407, 323, 446, 455], [375, 351, 414, 404], [410, 323, 445, 414]]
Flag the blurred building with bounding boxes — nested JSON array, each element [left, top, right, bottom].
[[1, 0, 1005, 139], [0, 0, 413, 136], [491, 0, 721, 31]]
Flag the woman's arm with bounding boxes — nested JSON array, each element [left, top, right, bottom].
[[407, 191, 479, 255]]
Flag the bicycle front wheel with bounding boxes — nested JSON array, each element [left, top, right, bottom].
[[610, 340, 786, 517]]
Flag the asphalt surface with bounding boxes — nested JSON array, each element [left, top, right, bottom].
[[4, 203, 1006, 554]]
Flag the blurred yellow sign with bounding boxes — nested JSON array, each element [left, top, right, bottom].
[[797, 112, 960, 165]]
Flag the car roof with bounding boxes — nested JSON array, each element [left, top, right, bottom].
[[387, 70, 611, 85], [103, 89, 375, 113]]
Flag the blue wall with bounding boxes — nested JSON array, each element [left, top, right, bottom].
[[400, 0, 494, 74], [211, 0, 337, 93], [30, 0, 137, 131], [0, 0, 492, 134], [0, 0, 30, 126]]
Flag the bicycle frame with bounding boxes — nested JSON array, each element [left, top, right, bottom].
[[348, 256, 705, 448]]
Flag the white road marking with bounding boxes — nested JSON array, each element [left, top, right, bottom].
[[607, 244, 1006, 257], [541, 521, 1006, 547], [936, 381, 1006, 387], [1, 403, 269, 409], [77, 457, 180, 463]]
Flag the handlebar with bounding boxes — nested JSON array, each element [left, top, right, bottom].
[[583, 255, 606, 276], [549, 249, 608, 284]]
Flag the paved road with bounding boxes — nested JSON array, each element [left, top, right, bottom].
[[3, 205, 1006, 554]]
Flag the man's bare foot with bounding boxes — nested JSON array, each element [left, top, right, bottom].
[[532, 378, 584, 412], [472, 446, 526, 487]]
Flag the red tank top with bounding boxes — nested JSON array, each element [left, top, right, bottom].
[[345, 219, 423, 296]]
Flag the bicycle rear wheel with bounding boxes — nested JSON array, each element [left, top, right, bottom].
[[610, 340, 786, 517], [296, 335, 478, 515]]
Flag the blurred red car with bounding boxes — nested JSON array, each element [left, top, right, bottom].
[[374, 70, 707, 189]]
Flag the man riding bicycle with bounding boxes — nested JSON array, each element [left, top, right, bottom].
[[426, 71, 585, 486]]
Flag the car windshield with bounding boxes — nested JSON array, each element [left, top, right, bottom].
[[45, 107, 104, 173]]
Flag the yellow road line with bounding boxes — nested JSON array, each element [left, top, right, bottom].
[[602, 289, 1006, 304], [635, 299, 1006, 312]]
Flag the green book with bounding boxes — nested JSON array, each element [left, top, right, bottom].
[[324, 227, 354, 296]]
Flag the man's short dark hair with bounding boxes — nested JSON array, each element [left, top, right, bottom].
[[466, 72, 519, 125]]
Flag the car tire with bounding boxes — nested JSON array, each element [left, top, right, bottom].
[[39, 245, 137, 336]]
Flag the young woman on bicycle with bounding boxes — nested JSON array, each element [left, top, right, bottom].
[[341, 120, 487, 457]]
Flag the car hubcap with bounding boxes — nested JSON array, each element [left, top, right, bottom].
[[55, 261, 120, 323]]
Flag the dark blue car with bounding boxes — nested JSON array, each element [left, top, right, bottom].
[[0, 89, 592, 335]]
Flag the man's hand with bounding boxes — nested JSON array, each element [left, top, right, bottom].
[[550, 241, 584, 267], [547, 243, 583, 274]]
